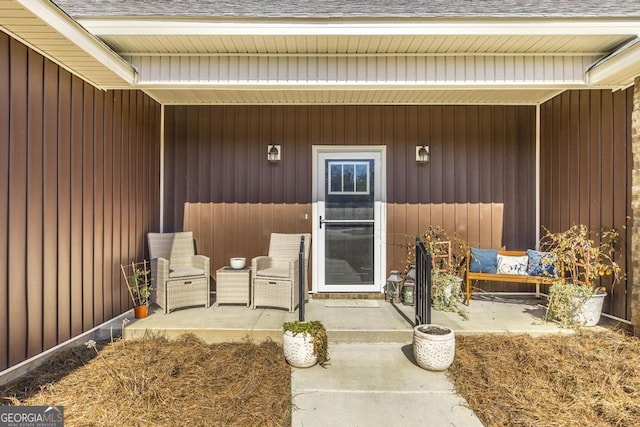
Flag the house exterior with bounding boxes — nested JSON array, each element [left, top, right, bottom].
[[1, 0, 640, 370]]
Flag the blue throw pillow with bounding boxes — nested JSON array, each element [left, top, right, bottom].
[[526, 249, 557, 277], [469, 248, 498, 273]]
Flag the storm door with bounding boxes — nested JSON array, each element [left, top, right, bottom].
[[313, 147, 385, 292]]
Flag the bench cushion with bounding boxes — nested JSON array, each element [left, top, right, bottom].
[[496, 254, 528, 275], [526, 249, 558, 277], [469, 248, 498, 273]]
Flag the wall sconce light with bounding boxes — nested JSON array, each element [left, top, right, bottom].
[[416, 145, 429, 163], [267, 144, 281, 163]]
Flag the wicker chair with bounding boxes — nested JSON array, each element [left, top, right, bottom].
[[251, 233, 311, 312], [147, 231, 210, 314]]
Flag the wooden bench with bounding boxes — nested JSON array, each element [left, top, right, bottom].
[[465, 250, 559, 305]]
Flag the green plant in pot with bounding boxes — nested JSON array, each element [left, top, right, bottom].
[[404, 226, 469, 318], [282, 320, 329, 368], [121, 261, 152, 318], [540, 225, 622, 327], [430, 271, 468, 319]]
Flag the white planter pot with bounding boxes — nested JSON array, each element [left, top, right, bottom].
[[413, 324, 455, 371], [442, 277, 463, 301], [432, 275, 463, 307], [283, 330, 318, 368], [571, 291, 607, 327]]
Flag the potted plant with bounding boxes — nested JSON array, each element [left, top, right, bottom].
[[282, 320, 329, 368], [121, 260, 152, 319], [540, 225, 622, 327], [413, 324, 455, 371], [430, 271, 468, 320], [404, 226, 469, 318]]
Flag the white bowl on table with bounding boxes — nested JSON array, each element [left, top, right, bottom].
[[230, 257, 246, 269]]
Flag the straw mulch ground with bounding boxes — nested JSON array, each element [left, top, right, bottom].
[[4, 329, 639, 426], [449, 329, 640, 427], [0, 334, 291, 426]]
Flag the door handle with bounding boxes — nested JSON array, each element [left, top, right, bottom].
[[320, 216, 374, 229]]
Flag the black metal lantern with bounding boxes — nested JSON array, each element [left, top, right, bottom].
[[416, 145, 429, 163], [402, 280, 415, 305], [267, 144, 281, 162], [386, 270, 403, 303]]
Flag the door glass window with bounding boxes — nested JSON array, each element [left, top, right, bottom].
[[328, 161, 370, 195]]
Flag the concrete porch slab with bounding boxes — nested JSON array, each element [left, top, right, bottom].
[[123, 294, 581, 344]]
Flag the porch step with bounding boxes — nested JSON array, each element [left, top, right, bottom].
[[123, 326, 413, 344], [122, 300, 416, 344], [311, 293, 386, 300]]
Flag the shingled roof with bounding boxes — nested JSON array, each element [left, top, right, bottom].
[[52, 0, 640, 19]]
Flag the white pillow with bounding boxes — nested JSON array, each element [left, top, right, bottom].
[[496, 255, 528, 275]]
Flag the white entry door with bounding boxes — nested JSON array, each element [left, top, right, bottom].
[[312, 146, 386, 293]]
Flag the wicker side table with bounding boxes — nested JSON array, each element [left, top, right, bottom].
[[216, 267, 251, 306]]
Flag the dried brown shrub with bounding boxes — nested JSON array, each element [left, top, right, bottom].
[[449, 329, 640, 427], [1, 334, 291, 426]]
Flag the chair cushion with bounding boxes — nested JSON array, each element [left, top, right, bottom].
[[255, 267, 290, 279], [170, 266, 205, 278]]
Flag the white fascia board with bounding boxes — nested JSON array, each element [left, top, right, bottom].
[[135, 81, 588, 90], [17, 0, 136, 84], [587, 39, 640, 86], [80, 19, 640, 37]]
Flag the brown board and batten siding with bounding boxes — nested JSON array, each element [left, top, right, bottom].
[[0, 32, 161, 371], [540, 89, 632, 321], [164, 104, 537, 295]]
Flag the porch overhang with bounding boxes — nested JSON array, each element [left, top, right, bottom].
[[0, 0, 136, 89], [587, 37, 640, 89], [69, 19, 640, 37], [126, 51, 592, 105], [5, 3, 640, 105], [136, 88, 568, 106], [77, 17, 640, 105]]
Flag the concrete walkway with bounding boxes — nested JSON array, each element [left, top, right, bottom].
[[291, 342, 484, 427]]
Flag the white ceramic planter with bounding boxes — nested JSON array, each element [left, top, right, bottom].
[[571, 291, 607, 327], [283, 330, 318, 368], [442, 277, 463, 301], [413, 324, 455, 371]]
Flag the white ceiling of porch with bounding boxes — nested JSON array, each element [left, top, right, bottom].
[[82, 19, 640, 105]]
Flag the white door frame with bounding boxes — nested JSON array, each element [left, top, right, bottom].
[[311, 145, 387, 293]]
